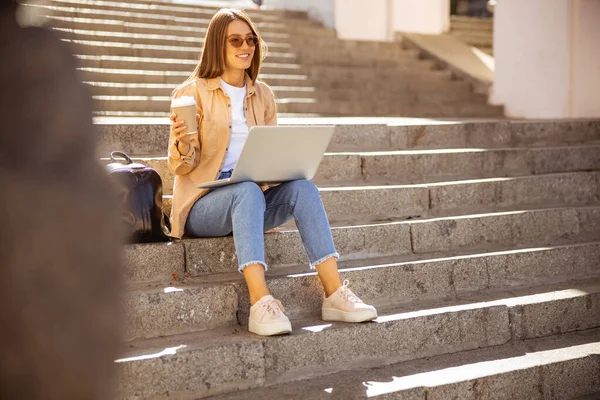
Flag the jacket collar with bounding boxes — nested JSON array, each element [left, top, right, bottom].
[[206, 73, 256, 97]]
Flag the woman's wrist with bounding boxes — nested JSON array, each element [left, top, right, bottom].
[[176, 140, 191, 154]]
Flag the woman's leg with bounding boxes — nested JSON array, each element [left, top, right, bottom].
[[186, 181, 291, 336], [185, 181, 270, 304], [264, 180, 377, 322], [264, 180, 342, 295]]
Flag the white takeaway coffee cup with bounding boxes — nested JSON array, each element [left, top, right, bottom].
[[170, 96, 197, 135]]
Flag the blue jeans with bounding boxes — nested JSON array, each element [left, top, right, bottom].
[[185, 171, 339, 272]]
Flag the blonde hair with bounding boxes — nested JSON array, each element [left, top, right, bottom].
[[177, 8, 267, 92]]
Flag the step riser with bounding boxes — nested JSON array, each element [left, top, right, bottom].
[[95, 121, 600, 156], [85, 84, 482, 103], [91, 98, 498, 117], [68, 41, 298, 63], [210, 342, 600, 400], [167, 207, 600, 276], [36, 5, 318, 33], [426, 357, 600, 400], [76, 59, 303, 76], [54, 29, 293, 51], [42, 1, 304, 24], [46, 17, 296, 40], [47, 0, 310, 19], [79, 68, 453, 88], [74, 58, 433, 77], [128, 171, 599, 283], [238, 243, 600, 324], [88, 85, 317, 100], [123, 284, 238, 340], [111, 147, 600, 195], [160, 170, 600, 219], [117, 292, 600, 399], [80, 71, 308, 87]]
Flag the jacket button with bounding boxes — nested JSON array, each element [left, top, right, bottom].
[[228, 104, 231, 107], [229, 125, 232, 129]]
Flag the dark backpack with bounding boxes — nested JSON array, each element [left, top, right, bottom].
[[105, 151, 171, 243]]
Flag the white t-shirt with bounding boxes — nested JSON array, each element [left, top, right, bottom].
[[220, 78, 249, 171]]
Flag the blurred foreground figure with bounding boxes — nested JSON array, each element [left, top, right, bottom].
[[0, 1, 123, 399]]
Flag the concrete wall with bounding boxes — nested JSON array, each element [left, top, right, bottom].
[[492, 0, 600, 118], [572, 0, 600, 117], [335, 0, 393, 41], [334, 0, 449, 41], [491, 0, 571, 117], [262, 0, 335, 29], [393, 0, 450, 34]]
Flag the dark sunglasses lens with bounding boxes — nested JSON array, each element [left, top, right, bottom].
[[229, 37, 243, 47], [247, 37, 258, 46]]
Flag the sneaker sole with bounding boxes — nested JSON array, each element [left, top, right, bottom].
[[322, 308, 378, 323], [248, 318, 292, 336]]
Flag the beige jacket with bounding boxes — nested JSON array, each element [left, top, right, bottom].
[[168, 75, 278, 239]]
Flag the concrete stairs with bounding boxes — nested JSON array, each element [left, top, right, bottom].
[[450, 15, 494, 56], [26, 0, 504, 118], [106, 118, 600, 399]]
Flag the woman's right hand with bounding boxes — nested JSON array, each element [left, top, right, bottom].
[[170, 112, 191, 154]]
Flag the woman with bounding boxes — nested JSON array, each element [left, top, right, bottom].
[[168, 8, 377, 336]]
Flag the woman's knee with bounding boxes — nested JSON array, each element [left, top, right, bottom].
[[287, 179, 319, 198], [233, 181, 265, 207]]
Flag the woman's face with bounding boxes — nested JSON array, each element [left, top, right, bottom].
[[224, 19, 256, 72]]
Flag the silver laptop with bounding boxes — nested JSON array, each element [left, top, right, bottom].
[[196, 126, 335, 189]]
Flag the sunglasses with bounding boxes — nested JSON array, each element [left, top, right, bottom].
[[227, 35, 259, 48]]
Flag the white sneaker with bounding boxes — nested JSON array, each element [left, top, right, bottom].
[[248, 295, 292, 336], [322, 280, 378, 323]]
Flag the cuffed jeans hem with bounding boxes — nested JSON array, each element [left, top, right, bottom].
[[309, 252, 340, 270], [238, 260, 268, 273]]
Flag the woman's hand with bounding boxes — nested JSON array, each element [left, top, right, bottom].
[[170, 112, 200, 154]]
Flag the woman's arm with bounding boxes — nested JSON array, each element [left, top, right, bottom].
[[264, 84, 278, 126], [167, 84, 202, 176], [167, 112, 201, 176]]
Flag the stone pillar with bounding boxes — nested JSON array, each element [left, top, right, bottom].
[[262, 0, 335, 29], [0, 3, 123, 399], [335, 0, 394, 41], [393, 0, 450, 34], [334, 0, 449, 41], [492, 0, 600, 118]]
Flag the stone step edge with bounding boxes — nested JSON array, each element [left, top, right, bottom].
[[128, 238, 600, 290], [124, 205, 600, 281], [120, 238, 600, 340], [30, 3, 313, 29], [116, 283, 600, 398], [52, 27, 294, 48], [152, 169, 600, 190], [102, 143, 600, 158], [207, 328, 600, 400], [121, 278, 600, 352], [47, 0, 300, 21]]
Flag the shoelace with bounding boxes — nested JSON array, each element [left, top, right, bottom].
[[262, 298, 285, 317], [339, 279, 362, 303]]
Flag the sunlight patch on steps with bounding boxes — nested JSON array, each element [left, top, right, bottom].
[[285, 245, 566, 277], [302, 324, 332, 333], [374, 288, 591, 324], [48, 15, 291, 38], [115, 345, 187, 363], [164, 287, 184, 293], [295, 287, 593, 334], [54, 27, 292, 48], [363, 341, 600, 397], [85, 81, 175, 89]]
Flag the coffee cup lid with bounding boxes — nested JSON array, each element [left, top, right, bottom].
[[171, 96, 196, 108]]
